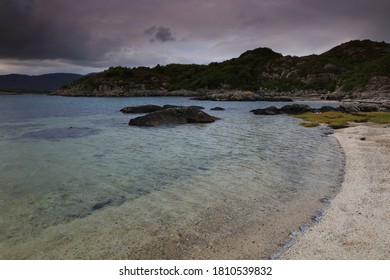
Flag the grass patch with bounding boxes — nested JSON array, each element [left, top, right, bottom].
[[300, 122, 320, 128], [362, 112, 390, 124], [292, 111, 390, 129]]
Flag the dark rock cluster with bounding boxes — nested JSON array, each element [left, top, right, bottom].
[[120, 104, 205, 114], [123, 105, 219, 126], [251, 104, 323, 115], [251, 101, 390, 115], [120, 104, 163, 114], [210, 107, 225, 111]]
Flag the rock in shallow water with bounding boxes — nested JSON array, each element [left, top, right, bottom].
[[120, 105, 163, 114], [120, 104, 205, 114], [162, 105, 205, 110], [251, 104, 312, 115], [129, 107, 219, 126], [210, 107, 225, 111], [92, 198, 113, 210], [251, 106, 279, 115], [251, 104, 343, 115]]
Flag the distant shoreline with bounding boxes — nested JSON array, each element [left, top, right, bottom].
[[0, 89, 50, 95], [2, 88, 390, 103]]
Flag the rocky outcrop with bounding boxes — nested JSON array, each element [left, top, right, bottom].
[[129, 107, 219, 126], [366, 76, 390, 92], [324, 90, 390, 101], [340, 100, 390, 112], [191, 90, 293, 102], [210, 107, 225, 111]]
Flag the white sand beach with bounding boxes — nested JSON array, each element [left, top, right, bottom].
[[283, 124, 390, 259]]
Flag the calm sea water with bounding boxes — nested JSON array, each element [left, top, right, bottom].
[[0, 94, 343, 259]]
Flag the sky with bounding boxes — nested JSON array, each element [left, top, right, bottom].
[[0, 0, 389, 75]]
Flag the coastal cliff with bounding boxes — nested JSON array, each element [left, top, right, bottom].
[[55, 40, 390, 100]]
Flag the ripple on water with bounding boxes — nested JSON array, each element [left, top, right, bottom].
[[0, 95, 343, 259]]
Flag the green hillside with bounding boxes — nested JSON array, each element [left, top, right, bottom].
[[58, 40, 390, 96]]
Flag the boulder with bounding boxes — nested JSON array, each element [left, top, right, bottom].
[[120, 105, 162, 114], [251, 104, 313, 115], [317, 106, 342, 112], [279, 104, 313, 114], [129, 107, 219, 126], [210, 107, 225, 111], [251, 106, 279, 115]]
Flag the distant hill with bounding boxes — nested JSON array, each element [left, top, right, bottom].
[[56, 40, 390, 98], [0, 73, 83, 92]]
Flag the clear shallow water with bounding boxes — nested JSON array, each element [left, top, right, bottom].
[[0, 95, 343, 259]]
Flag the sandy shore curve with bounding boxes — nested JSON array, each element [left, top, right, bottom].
[[283, 123, 390, 259]]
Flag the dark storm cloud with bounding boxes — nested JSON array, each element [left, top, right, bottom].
[[144, 26, 176, 43], [0, 0, 46, 58], [0, 0, 118, 61], [302, 0, 390, 38], [0, 0, 389, 74], [236, 0, 390, 40]]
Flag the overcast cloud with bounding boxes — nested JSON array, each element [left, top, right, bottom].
[[0, 0, 389, 74]]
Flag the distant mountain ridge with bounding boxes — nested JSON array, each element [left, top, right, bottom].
[[0, 73, 83, 92]]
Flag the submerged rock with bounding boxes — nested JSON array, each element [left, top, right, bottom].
[[21, 127, 100, 140], [92, 198, 113, 210], [129, 107, 219, 126]]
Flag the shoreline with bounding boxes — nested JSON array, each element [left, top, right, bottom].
[[282, 123, 390, 259]]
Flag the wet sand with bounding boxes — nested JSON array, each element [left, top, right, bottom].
[[283, 124, 390, 259]]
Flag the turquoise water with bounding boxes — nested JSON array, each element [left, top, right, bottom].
[[0, 95, 343, 259]]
